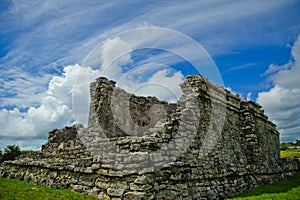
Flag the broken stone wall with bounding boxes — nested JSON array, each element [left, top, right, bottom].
[[88, 77, 177, 137], [0, 74, 299, 200]]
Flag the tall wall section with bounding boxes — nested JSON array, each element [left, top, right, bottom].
[[0, 74, 299, 200]]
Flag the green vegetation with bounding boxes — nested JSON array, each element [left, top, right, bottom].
[[1, 174, 300, 200], [0, 145, 34, 164], [280, 140, 300, 161], [0, 145, 21, 163], [230, 187, 300, 200], [228, 172, 300, 199], [281, 150, 300, 161], [0, 178, 98, 200], [280, 140, 300, 151], [4, 145, 21, 155]]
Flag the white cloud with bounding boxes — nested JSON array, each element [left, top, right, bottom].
[[246, 92, 252, 101], [123, 69, 184, 103], [0, 67, 52, 108], [72, 65, 101, 126], [0, 108, 34, 138], [27, 96, 72, 133], [144, 70, 184, 102], [263, 62, 293, 76], [47, 65, 79, 106], [0, 64, 101, 150], [114, 63, 184, 103], [99, 36, 133, 80], [257, 34, 300, 141]]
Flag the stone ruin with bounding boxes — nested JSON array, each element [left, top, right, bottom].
[[0, 74, 299, 200]]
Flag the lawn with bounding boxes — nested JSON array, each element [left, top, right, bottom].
[[1, 171, 299, 199], [281, 150, 300, 161], [228, 172, 300, 199], [0, 177, 98, 200]]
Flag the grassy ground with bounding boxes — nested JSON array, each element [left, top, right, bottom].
[[228, 172, 300, 199], [281, 150, 300, 161], [0, 178, 98, 200], [1, 169, 299, 199]]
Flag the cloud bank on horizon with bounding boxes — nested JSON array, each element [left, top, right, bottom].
[[0, 0, 300, 150], [257, 35, 300, 142]]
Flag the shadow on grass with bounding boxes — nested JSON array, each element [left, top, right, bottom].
[[231, 172, 300, 198]]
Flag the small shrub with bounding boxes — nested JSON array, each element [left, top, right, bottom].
[[0, 145, 22, 164], [0, 152, 21, 164], [280, 142, 294, 151]]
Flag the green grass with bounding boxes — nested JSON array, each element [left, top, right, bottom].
[[0, 178, 98, 200], [228, 172, 300, 199], [281, 150, 300, 161], [1, 172, 300, 199], [230, 187, 300, 200]]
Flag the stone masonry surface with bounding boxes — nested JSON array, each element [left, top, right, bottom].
[[0, 74, 299, 200]]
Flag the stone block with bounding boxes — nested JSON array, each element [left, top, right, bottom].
[[123, 192, 145, 200]]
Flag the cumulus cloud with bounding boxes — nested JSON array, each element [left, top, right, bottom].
[[72, 65, 101, 126], [144, 70, 184, 102], [0, 64, 101, 150], [257, 34, 300, 141], [100, 37, 133, 79], [0, 108, 34, 138], [122, 69, 184, 103]]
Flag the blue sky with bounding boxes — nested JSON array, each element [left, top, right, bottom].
[[0, 0, 300, 150]]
